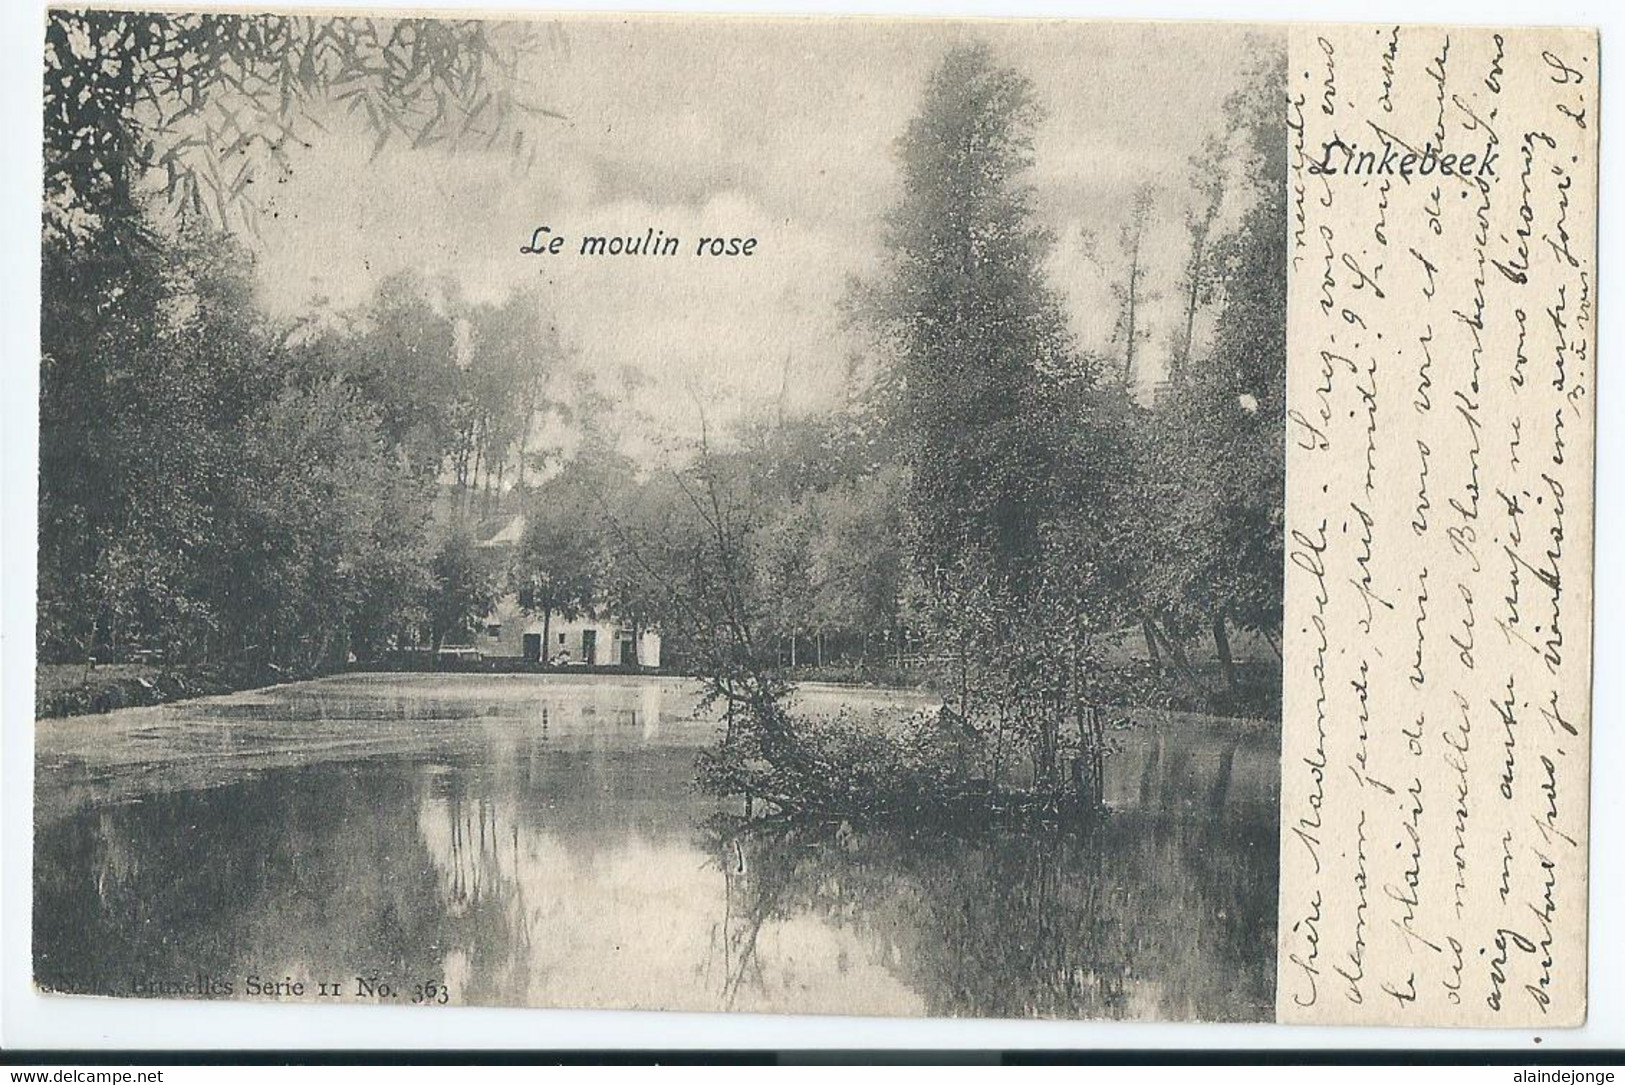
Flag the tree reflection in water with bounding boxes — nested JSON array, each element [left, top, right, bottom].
[[700, 799, 1274, 1022], [35, 676, 1275, 1020]]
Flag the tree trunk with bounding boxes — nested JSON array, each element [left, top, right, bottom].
[[1174, 222, 1210, 383], [515, 409, 532, 489], [1071, 704, 1105, 812], [542, 610, 552, 665], [1177, 281, 1199, 380], [1150, 618, 1205, 692], [1121, 273, 1139, 387], [1261, 625, 1283, 661], [1142, 617, 1162, 672], [1212, 612, 1236, 694], [958, 635, 969, 721]]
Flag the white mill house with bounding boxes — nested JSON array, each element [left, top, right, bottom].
[[473, 513, 662, 668]]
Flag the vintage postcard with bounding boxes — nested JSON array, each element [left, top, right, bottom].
[[28, 7, 1595, 1028]]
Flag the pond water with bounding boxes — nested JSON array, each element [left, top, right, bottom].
[[34, 673, 1279, 1021]]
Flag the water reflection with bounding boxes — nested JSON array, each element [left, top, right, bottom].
[[35, 674, 1275, 1019]]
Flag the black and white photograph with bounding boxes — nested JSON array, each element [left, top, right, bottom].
[[31, 8, 1290, 1022]]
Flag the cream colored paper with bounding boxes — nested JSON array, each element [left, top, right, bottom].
[[1278, 24, 1597, 1027]]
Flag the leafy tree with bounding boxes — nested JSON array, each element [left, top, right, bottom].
[[460, 290, 565, 506], [39, 224, 281, 661], [232, 379, 429, 668], [1146, 57, 1287, 689], [873, 44, 1092, 593], [754, 497, 821, 665], [594, 467, 703, 668], [425, 531, 497, 649], [44, 10, 553, 241], [1197, 58, 1288, 651], [1082, 183, 1161, 388], [1170, 136, 1228, 383], [287, 272, 465, 477], [858, 44, 1133, 792], [512, 458, 609, 654], [807, 467, 908, 663]]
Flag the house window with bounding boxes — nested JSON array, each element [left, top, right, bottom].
[[559, 633, 566, 644], [486, 624, 502, 639]]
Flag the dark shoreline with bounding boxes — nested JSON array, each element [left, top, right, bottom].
[[37, 655, 1278, 723], [34, 660, 334, 721], [34, 657, 705, 721]]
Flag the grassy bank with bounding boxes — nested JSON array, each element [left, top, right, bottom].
[[36, 656, 678, 720], [35, 661, 329, 720]]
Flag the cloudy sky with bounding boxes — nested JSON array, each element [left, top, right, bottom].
[[250, 15, 1280, 448]]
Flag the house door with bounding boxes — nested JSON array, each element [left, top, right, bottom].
[[522, 633, 542, 662], [619, 634, 636, 666], [581, 629, 597, 665]]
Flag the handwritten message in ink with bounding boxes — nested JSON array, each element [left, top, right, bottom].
[[1279, 24, 1595, 1027]]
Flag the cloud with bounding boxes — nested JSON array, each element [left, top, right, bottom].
[[250, 16, 1280, 443]]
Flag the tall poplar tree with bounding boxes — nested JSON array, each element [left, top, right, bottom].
[[874, 44, 1095, 598]]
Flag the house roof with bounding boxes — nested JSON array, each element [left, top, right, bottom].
[[476, 514, 526, 549]]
